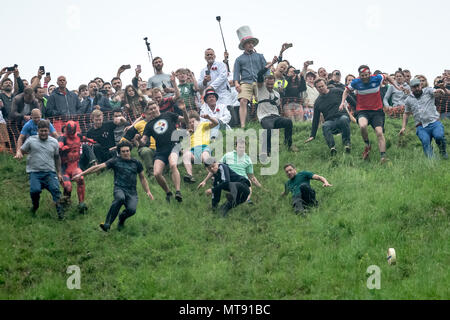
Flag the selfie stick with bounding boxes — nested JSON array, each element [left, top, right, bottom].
[[216, 16, 227, 53], [216, 16, 230, 72], [143, 37, 156, 73]]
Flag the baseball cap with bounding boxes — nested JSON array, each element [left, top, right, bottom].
[[410, 78, 421, 87]]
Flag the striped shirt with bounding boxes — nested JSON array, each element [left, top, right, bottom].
[[347, 74, 385, 111]]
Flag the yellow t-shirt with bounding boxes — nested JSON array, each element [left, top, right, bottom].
[[120, 119, 156, 150], [190, 122, 211, 148]]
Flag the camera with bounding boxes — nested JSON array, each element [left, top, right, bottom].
[[294, 70, 301, 75], [100, 89, 109, 95], [206, 70, 211, 76], [437, 80, 444, 85], [46, 72, 50, 77], [216, 16, 221, 22], [6, 64, 18, 72], [39, 66, 45, 74]]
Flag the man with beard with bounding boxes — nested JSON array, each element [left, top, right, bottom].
[[305, 79, 356, 155], [339, 65, 401, 163], [147, 57, 175, 98], [0, 78, 15, 120], [140, 101, 189, 203], [198, 48, 230, 106], [10, 87, 40, 124], [16, 120, 64, 219], [80, 80, 112, 113], [399, 78, 449, 159]]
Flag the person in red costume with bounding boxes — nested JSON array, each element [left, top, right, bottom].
[[58, 120, 96, 213]]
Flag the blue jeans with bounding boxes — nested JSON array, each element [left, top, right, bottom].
[[29, 171, 61, 205], [416, 121, 446, 158]]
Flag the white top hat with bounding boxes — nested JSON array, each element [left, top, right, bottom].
[[236, 25, 259, 50]]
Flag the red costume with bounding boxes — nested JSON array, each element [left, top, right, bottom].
[[58, 121, 95, 212]]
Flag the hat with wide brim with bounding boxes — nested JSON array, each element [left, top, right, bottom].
[[204, 88, 219, 100], [237, 25, 259, 50]]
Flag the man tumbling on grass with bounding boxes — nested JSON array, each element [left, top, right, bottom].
[[281, 163, 332, 215], [73, 140, 154, 232]]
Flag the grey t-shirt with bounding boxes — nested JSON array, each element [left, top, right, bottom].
[[404, 87, 440, 128], [21, 135, 59, 173], [147, 73, 173, 97]]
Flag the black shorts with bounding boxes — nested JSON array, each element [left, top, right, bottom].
[[154, 143, 180, 165], [356, 109, 385, 129]]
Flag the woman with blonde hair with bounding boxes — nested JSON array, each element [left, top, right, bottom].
[[415, 75, 429, 88]]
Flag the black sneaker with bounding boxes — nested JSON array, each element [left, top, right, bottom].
[[183, 175, 196, 183], [330, 147, 337, 156], [166, 192, 173, 203], [78, 202, 88, 214], [247, 199, 254, 205], [99, 223, 109, 232], [117, 217, 125, 231], [344, 145, 351, 153], [175, 191, 183, 202]]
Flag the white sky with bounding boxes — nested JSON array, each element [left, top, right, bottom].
[[2, 0, 449, 89]]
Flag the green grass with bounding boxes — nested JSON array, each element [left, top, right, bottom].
[[0, 118, 449, 299]]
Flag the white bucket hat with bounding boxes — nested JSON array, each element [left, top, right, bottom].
[[236, 25, 259, 50]]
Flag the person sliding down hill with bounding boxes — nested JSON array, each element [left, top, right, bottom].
[[72, 141, 154, 232], [281, 163, 332, 215], [58, 120, 96, 213]]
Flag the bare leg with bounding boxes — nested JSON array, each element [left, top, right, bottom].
[[154, 160, 170, 193], [239, 98, 248, 128], [168, 152, 181, 192], [375, 126, 386, 153], [182, 150, 193, 176]]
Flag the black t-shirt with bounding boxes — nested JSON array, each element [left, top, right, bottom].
[[310, 88, 350, 138], [105, 157, 144, 193], [143, 112, 180, 152], [87, 121, 117, 149], [285, 75, 307, 98]]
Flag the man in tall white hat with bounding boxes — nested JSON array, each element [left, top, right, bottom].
[[233, 26, 268, 128]]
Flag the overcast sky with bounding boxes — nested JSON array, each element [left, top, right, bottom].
[[2, 0, 448, 89]]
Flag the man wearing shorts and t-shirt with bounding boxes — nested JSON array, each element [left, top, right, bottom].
[[182, 110, 218, 183], [340, 65, 401, 162], [140, 101, 189, 202]]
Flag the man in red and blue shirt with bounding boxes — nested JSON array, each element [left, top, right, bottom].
[[340, 65, 401, 162]]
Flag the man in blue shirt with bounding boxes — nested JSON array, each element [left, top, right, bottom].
[[14, 108, 58, 159]]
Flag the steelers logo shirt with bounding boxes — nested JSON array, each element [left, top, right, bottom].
[[143, 112, 180, 152]]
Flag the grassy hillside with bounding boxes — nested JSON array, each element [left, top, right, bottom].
[[0, 118, 449, 299]]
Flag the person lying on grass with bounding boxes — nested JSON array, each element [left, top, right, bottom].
[[281, 163, 332, 215], [72, 140, 154, 232]]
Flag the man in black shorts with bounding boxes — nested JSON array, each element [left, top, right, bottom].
[[339, 65, 401, 162], [140, 100, 190, 202], [73, 141, 154, 232]]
